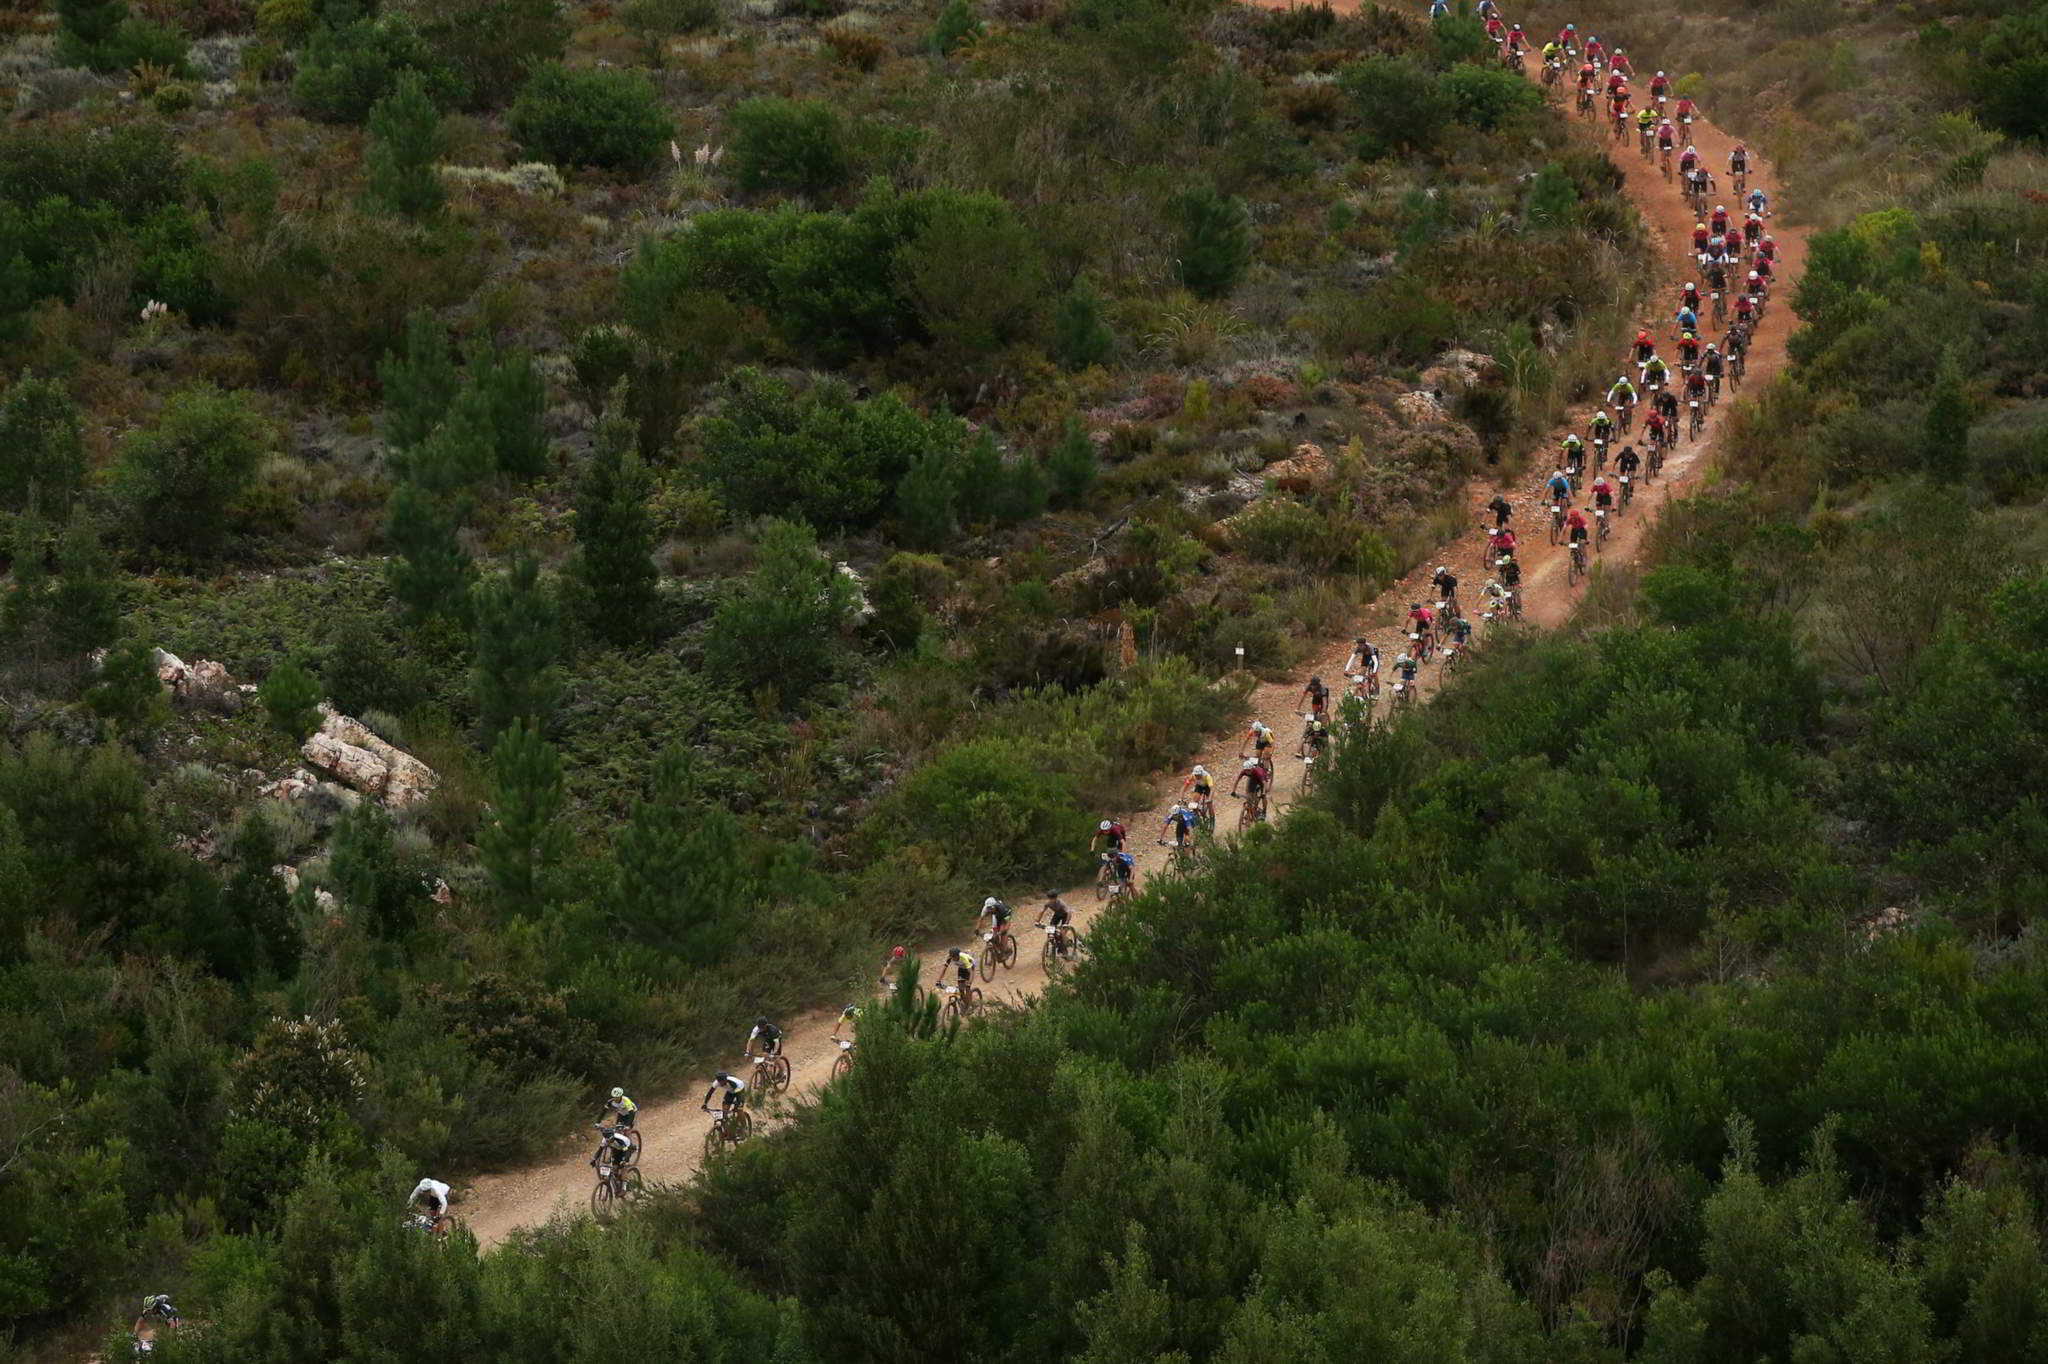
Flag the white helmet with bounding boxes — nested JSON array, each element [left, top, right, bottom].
[[1171, 802, 1186, 814], [1252, 720, 1270, 733], [1192, 764, 1208, 776], [1241, 758, 1260, 770], [1716, 203, 1726, 213], [983, 896, 999, 911], [610, 1086, 624, 1098], [1656, 69, 1665, 77], [1748, 270, 1761, 281], [1098, 820, 1112, 831]]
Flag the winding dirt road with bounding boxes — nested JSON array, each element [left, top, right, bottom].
[[460, 23, 1808, 1251]]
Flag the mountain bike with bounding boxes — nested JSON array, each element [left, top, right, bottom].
[[1040, 922, 1080, 972], [831, 1039, 854, 1079], [1093, 853, 1117, 901], [1688, 399, 1706, 440], [1611, 108, 1628, 142], [1297, 752, 1320, 796], [1648, 445, 1665, 481], [1391, 677, 1415, 710], [1711, 291, 1726, 325], [403, 1211, 455, 1238], [1660, 143, 1673, 181], [1567, 538, 1588, 586], [750, 1050, 791, 1095], [590, 1160, 644, 1221], [1619, 473, 1633, 509], [1594, 507, 1610, 550], [978, 926, 1017, 978], [1233, 787, 1267, 831], [939, 981, 983, 1021], [702, 1104, 753, 1159], [1549, 499, 1565, 545], [1576, 87, 1593, 118]]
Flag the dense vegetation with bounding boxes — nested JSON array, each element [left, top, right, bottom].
[[0, 0, 1655, 1354]]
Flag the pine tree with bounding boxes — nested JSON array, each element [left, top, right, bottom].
[[377, 310, 460, 452], [259, 659, 323, 740], [1921, 348, 1971, 480], [956, 429, 1004, 523], [221, 807, 297, 979], [704, 519, 859, 705], [1052, 276, 1115, 372], [1173, 183, 1254, 300], [471, 343, 550, 479], [364, 72, 446, 221], [470, 551, 561, 745], [1522, 163, 1578, 228], [0, 371, 87, 511], [55, 0, 129, 69], [894, 446, 958, 549], [1047, 415, 1098, 507], [0, 503, 51, 665], [401, 384, 497, 493], [570, 407, 659, 648], [383, 480, 475, 627], [928, 0, 982, 54], [607, 746, 752, 966], [88, 636, 170, 745], [478, 718, 569, 919], [995, 452, 1050, 525], [321, 609, 415, 719], [48, 506, 119, 664], [328, 801, 423, 938]]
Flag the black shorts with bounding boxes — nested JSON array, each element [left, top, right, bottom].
[[758, 1035, 781, 1056], [1048, 906, 1071, 928]]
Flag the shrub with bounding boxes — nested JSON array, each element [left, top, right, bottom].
[[1337, 56, 1450, 157], [0, 372, 86, 512], [622, 0, 721, 37], [259, 658, 323, 740], [56, 0, 190, 74], [703, 519, 861, 705], [726, 97, 852, 196], [114, 383, 271, 558], [868, 735, 1084, 883], [508, 63, 674, 173], [1046, 415, 1098, 507], [1052, 276, 1115, 371], [1172, 183, 1254, 300], [406, 0, 569, 108], [929, 0, 982, 54], [1441, 63, 1541, 130], [893, 190, 1048, 357], [292, 14, 467, 123], [364, 71, 446, 220]]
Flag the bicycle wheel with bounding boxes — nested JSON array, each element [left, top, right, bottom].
[[591, 1180, 615, 1221], [703, 1120, 726, 1161], [623, 1167, 645, 1201], [999, 932, 1018, 968], [965, 988, 983, 1015], [978, 946, 997, 982], [1237, 799, 1254, 833], [729, 1109, 753, 1143], [832, 1050, 853, 1079], [769, 1054, 791, 1092], [943, 993, 962, 1023], [1042, 932, 1060, 971], [1093, 865, 1109, 902]]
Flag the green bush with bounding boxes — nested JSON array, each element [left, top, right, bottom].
[[406, 0, 569, 108], [929, 0, 983, 53], [868, 735, 1085, 883], [726, 97, 854, 195], [0, 373, 86, 512], [508, 63, 674, 173], [703, 519, 861, 706], [1172, 182, 1254, 299], [113, 383, 271, 559], [259, 658, 324, 739], [55, 0, 190, 74], [1052, 276, 1115, 371], [1440, 63, 1541, 130], [292, 14, 468, 123], [1337, 55, 1451, 157], [623, 0, 722, 36], [364, 71, 447, 220]]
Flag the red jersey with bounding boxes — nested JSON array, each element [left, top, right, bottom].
[[1649, 75, 1670, 96], [1611, 54, 1633, 76], [1675, 98, 1697, 119]]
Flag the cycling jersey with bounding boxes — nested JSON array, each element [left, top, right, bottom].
[[605, 1094, 638, 1124], [1167, 808, 1198, 832], [1616, 449, 1640, 474], [704, 1073, 749, 1108], [982, 899, 1012, 924], [410, 1178, 451, 1213], [748, 1022, 782, 1053], [1546, 475, 1571, 500]]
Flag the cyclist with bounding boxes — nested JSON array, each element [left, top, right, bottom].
[[1391, 649, 1421, 689], [1242, 718, 1275, 764], [1656, 118, 1677, 156], [1729, 142, 1748, 179], [1560, 430, 1584, 465], [1499, 554, 1523, 594], [1675, 303, 1699, 337], [590, 1123, 634, 1171], [1299, 673, 1330, 721], [745, 1016, 783, 1062], [1230, 757, 1269, 805], [1565, 506, 1590, 551], [1683, 367, 1709, 409], [1733, 289, 1755, 325], [1300, 716, 1330, 761], [408, 1177, 452, 1222], [1691, 221, 1710, 253], [1636, 105, 1657, 142], [1487, 523, 1517, 560], [977, 895, 1012, 941], [701, 1070, 747, 1117], [1632, 327, 1657, 363], [1481, 577, 1514, 615], [878, 943, 907, 987], [1444, 613, 1474, 649], [1746, 186, 1769, 217], [1653, 386, 1680, 428], [1506, 22, 1527, 53], [1702, 343, 1725, 390], [1590, 473, 1615, 515], [1589, 408, 1614, 450], [1487, 492, 1513, 528], [1482, 14, 1504, 44], [1759, 233, 1778, 262], [1182, 763, 1214, 815], [1545, 466, 1573, 506], [1674, 92, 1699, 125], [1606, 64, 1628, 95], [1541, 39, 1561, 66], [1676, 332, 1701, 370], [1743, 211, 1763, 248], [1108, 846, 1136, 891], [1090, 818, 1126, 853], [1610, 47, 1633, 77], [1649, 70, 1670, 106], [1616, 444, 1641, 480], [1577, 60, 1597, 96], [1641, 352, 1669, 389], [1679, 280, 1702, 315], [1406, 600, 1436, 650], [833, 1002, 861, 1043], [1710, 202, 1730, 236], [1036, 889, 1072, 939], [1608, 373, 1637, 416], [601, 1085, 639, 1133], [1431, 562, 1459, 606], [1161, 801, 1200, 849], [1752, 253, 1775, 289], [1608, 83, 1631, 124], [1584, 34, 1604, 66], [134, 1295, 180, 1340], [1687, 166, 1714, 204], [1555, 22, 1577, 53], [1345, 636, 1380, 685], [1678, 144, 1700, 177]]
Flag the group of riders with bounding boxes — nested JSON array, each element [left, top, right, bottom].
[[137, 11, 1781, 1326]]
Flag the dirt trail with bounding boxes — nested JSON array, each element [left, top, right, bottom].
[[460, 28, 1808, 1252]]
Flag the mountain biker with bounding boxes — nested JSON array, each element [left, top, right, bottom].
[[1090, 818, 1126, 853], [1431, 561, 1458, 600], [1182, 763, 1213, 814], [1301, 715, 1331, 758], [1616, 445, 1641, 479], [1481, 578, 1513, 614], [1702, 344, 1724, 384], [1589, 409, 1614, 448], [1577, 60, 1596, 94], [1684, 369, 1709, 405], [1230, 757, 1269, 803], [1636, 105, 1657, 140], [1299, 673, 1330, 720], [1746, 186, 1769, 216], [1444, 613, 1473, 648], [1560, 430, 1584, 464], [1242, 719, 1275, 763], [1583, 34, 1604, 63], [1649, 70, 1670, 103], [1037, 890, 1072, 938], [1392, 649, 1420, 687], [701, 1071, 747, 1116], [1541, 39, 1560, 65], [1487, 492, 1512, 527], [1654, 387, 1680, 425], [1499, 554, 1522, 592], [1487, 523, 1517, 560], [1608, 84, 1631, 120], [1644, 408, 1668, 448], [833, 1003, 861, 1043], [1734, 290, 1755, 324], [1345, 636, 1379, 681], [134, 1296, 180, 1339], [1162, 802, 1200, 849], [1679, 144, 1699, 176], [1656, 118, 1676, 153], [1610, 47, 1633, 77], [1556, 22, 1576, 51], [878, 943, 907, 986], [1406, 600, 1435, 646], [1565, 507, 1590, 550], [978, 895, 1012, 940], [408, 1177, 451, 1222], [1108, 847, 1136, 890], [1642, 353, 1669, 389], [1545, 467, 1573, 505], [1728, 142, 1748, 175], [1674, 93, 1699, 124], [1482, 15, 1503, 43], [590, 1124, 633, 1170], [1608, 374, 1637, 413], [1632, 328, 1656, 363], [746, 1016, 782, 1061], [1590, 474, 1615, 513], [601, 1086, 638, 1133], [1759, 233, 1777, 261], [1677, 333, 1701, 369], [1710, 202, 1730, 235], [1675, 304, 1699, 337]]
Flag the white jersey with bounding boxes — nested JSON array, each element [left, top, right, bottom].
[[410, 1178, 450, 1212]]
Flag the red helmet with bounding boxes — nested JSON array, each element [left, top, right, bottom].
[[890, 945, 907, 959]]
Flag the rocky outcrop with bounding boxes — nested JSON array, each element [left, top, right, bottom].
[[1419, 348, 1495, 393], [299, 708, 438, 807], [150, 648, 243, 714]]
